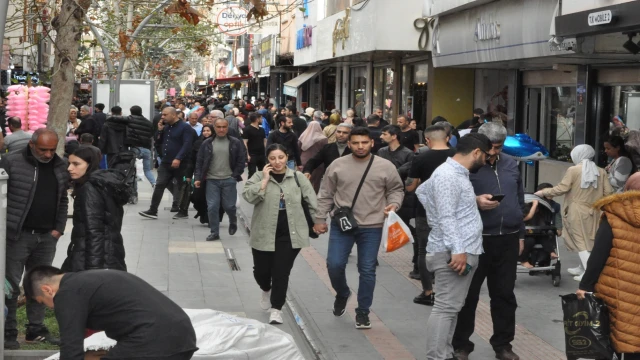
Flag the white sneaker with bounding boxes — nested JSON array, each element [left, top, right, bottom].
[[568, 265, 584, 276], [574, 274, 584, 282], [260, 290, 271, 310], [269, 308, 283, 324]]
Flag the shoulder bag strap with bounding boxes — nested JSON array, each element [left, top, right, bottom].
[[351, 155, 375, 209]]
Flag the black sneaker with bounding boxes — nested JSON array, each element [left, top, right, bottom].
[[25, 331, 60, 346], [333, 292, 351, 316], [229, 223, 238, 235], [355, 313, 372, 329], [172, 212, 189, 220], [413, 292, 435, 306], [409, 270, 421, 280], [170, 206, 179, 213], [128, 196, 138, 205], [139, 210, 158, 219], [206, 234, 220, 241]]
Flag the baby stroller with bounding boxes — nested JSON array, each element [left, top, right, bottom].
[[517, 194, 562, 287], [107, 150, 138, 204]]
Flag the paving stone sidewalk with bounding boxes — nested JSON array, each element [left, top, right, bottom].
[[52, 178, 577, 360]]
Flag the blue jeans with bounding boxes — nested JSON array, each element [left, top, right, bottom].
[[206, 178, 238, 235], [287, 160, 296, 170], [326, 224, 383, 315], [136, 147, 156, 185]]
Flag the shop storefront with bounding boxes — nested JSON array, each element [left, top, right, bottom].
[[555, 1, 640, 168], [432, 0, 579, 191]]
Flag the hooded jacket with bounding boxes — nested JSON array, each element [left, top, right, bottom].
[[0, 146, 69, 242], [470, 154, 525, 238], [62, 170, 130, 272], [593, 191, 640, 353]]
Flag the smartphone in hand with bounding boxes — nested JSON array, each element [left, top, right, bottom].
[[490, 194, 505, 202], [447, 258, 473, 276]]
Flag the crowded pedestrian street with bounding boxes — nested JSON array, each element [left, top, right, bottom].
[[45, 180, 575, 360], [3, 0, 640, 359]]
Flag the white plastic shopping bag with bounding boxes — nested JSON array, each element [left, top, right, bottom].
[[382, 211, 414, 252]]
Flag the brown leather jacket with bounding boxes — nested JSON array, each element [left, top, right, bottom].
[[594, 191, 640, 353]]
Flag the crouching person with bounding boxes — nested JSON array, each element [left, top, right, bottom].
[[24, 266, 198, 360]]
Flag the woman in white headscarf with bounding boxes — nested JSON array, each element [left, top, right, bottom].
[[297, 121, 327, 193], [535, 145, 613, 281]]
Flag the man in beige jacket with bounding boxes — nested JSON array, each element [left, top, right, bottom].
[[313, 126, 404, 330]]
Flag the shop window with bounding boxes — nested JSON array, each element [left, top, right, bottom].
[[373, 67, 394, 121], [350, 67, 366, 118], [401, 64, 428, 128], [474, 70, 516, 133], [545, 87, 577, 162], [608, 85, 640, 136]]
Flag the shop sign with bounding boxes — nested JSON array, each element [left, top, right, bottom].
[[587, 10, 613, 26], [297, 25, 313, 50], [474, 17, 500, 41], [217, 7, 249, 36], [333, 8, 351, 56], [11, 71, 39, 84]]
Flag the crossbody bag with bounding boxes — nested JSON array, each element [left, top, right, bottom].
[[332, 155, 375, 232]]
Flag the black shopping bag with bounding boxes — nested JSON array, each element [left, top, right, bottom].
[[561, 293, 618, 360]]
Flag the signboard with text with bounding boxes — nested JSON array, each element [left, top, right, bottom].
[[218, 7, 249, 36]]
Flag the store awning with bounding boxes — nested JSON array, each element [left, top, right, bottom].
[[283, 67, 327, 97], [214, 75, 253, 86]]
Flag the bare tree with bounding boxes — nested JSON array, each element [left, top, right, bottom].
[[48, 0, 91, 154]]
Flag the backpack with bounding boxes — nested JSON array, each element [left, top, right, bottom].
[[261, 116, 271, 137]]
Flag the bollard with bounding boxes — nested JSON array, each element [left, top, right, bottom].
[[0, 168, 9, 356]]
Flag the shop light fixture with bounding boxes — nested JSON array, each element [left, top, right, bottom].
[[623, 33, 640, 55]]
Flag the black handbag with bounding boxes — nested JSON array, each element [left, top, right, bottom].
[[293, 172, 319, 239], [332, 155, 374, 232]]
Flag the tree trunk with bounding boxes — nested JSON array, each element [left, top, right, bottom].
[[48, 0, 90, 155]]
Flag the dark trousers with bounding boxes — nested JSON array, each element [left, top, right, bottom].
[[247, 154, 266, 179], [252, 240, 301, 310], [398, 205, 417, 269], [415, 217, 433, 292], [519, 236, 556, 263], [453, 233, 519, 354], [150, 163, 189, 213], [5, 231, 57, 337]]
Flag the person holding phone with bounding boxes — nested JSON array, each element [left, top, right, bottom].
[[452, 123, 525, 360], [242, 144, 318, 325], [416, 133, 491, 360]]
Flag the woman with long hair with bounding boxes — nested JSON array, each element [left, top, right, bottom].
[[242, 144, 318, 325], [604, 135, 634, 192], [323, 113, 342, 144], [63, 146, 130, 272], [535, 144, 613, 281], [190, 124, 217, 225], [298, 121, 328, 193]]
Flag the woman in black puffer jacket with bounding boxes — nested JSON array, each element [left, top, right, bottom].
[[62, 146, 131, 272]]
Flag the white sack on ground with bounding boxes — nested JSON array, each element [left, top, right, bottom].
[[45, 309, 305, 360]]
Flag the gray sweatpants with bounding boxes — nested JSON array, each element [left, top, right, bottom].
[[425, 252, 479, 360]]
